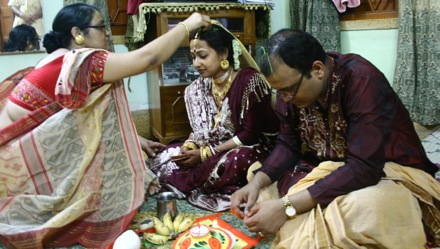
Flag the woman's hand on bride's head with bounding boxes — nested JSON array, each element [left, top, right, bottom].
[[182, 12, 211, 32]]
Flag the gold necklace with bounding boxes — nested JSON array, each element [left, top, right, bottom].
[[212, 69, 233, 106]]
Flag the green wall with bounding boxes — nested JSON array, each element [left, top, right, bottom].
[[268, 0, 398, 84], [341, 29, 398, 85]]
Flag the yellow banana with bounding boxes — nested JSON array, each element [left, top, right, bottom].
[[144, 232, 169, 245], [177, 217, 194, 233], [139, 217, 155, 230], [162, 213, 174, 233], [153, 217, 171, 236], [173, 213, 184, 232], [140, 223, 154, 230]]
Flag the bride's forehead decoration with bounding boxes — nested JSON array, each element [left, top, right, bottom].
[[193, 31, 200, 53]]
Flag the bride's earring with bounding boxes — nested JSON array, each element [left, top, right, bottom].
[[220, 59, 229, 70]]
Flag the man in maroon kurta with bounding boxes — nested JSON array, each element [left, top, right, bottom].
[[231, 29, 439, 248], [261, 50, 437, 205]]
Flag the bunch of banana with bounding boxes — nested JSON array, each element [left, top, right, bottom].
[[143, 233, 170, 245], [144, 213, 195, 245]]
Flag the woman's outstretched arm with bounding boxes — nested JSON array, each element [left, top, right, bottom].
[[103, 13, 211, 83]]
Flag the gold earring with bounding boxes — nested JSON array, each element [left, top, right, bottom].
[[220, 59, 229, 70], [74, 35, 84, 45]]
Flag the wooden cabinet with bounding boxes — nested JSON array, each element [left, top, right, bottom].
[[107, 0, 128, 36], [139, 2, 270, 144], [339, 0, 398, 21]]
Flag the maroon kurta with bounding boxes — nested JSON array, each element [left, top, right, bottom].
[[260, 52, 438, 206]]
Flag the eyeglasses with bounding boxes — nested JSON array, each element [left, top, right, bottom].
[[273, 73, 304, 100], [83, 24, 107, 31]]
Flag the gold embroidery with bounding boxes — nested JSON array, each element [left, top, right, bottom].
[[299, 70, 348, 159]]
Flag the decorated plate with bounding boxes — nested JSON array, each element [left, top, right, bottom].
[[172, 224, 234, 249]]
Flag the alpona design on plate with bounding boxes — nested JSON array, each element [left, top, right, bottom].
[[172, 222, 235, 249]]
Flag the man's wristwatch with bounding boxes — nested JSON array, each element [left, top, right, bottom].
[[282, 195, 297, 218]]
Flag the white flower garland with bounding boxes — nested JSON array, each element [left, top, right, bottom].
[[232, 39, 242, 70]]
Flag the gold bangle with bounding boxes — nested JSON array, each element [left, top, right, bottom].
[[200, 147, 206, 162], [178, 22, 190, 38], [203, 146, 208, 162], [200, 146, 213, 162], [182, 141, 198, 151], [205, 146, 213, 158]]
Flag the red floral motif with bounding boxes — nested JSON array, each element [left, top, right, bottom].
[[90, 51, 106, 87], [180, 237, 192, 249], [10, 79, 53, 110], [208, 237, 222, 249]]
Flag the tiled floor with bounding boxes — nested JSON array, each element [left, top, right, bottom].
[[422, 128, 440, 164], [421, 127, 440, 180], [414, 122, 440, 178]]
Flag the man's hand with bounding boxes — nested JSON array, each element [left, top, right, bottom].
[[230, 183, 259, 220], [138, 136, 165, 157], [243, 199, 287, 235], [231, 171, 272, 219]]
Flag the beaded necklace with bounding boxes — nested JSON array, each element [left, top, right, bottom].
[[212, 68, 234, 106], [213, 68, 230, 84]]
